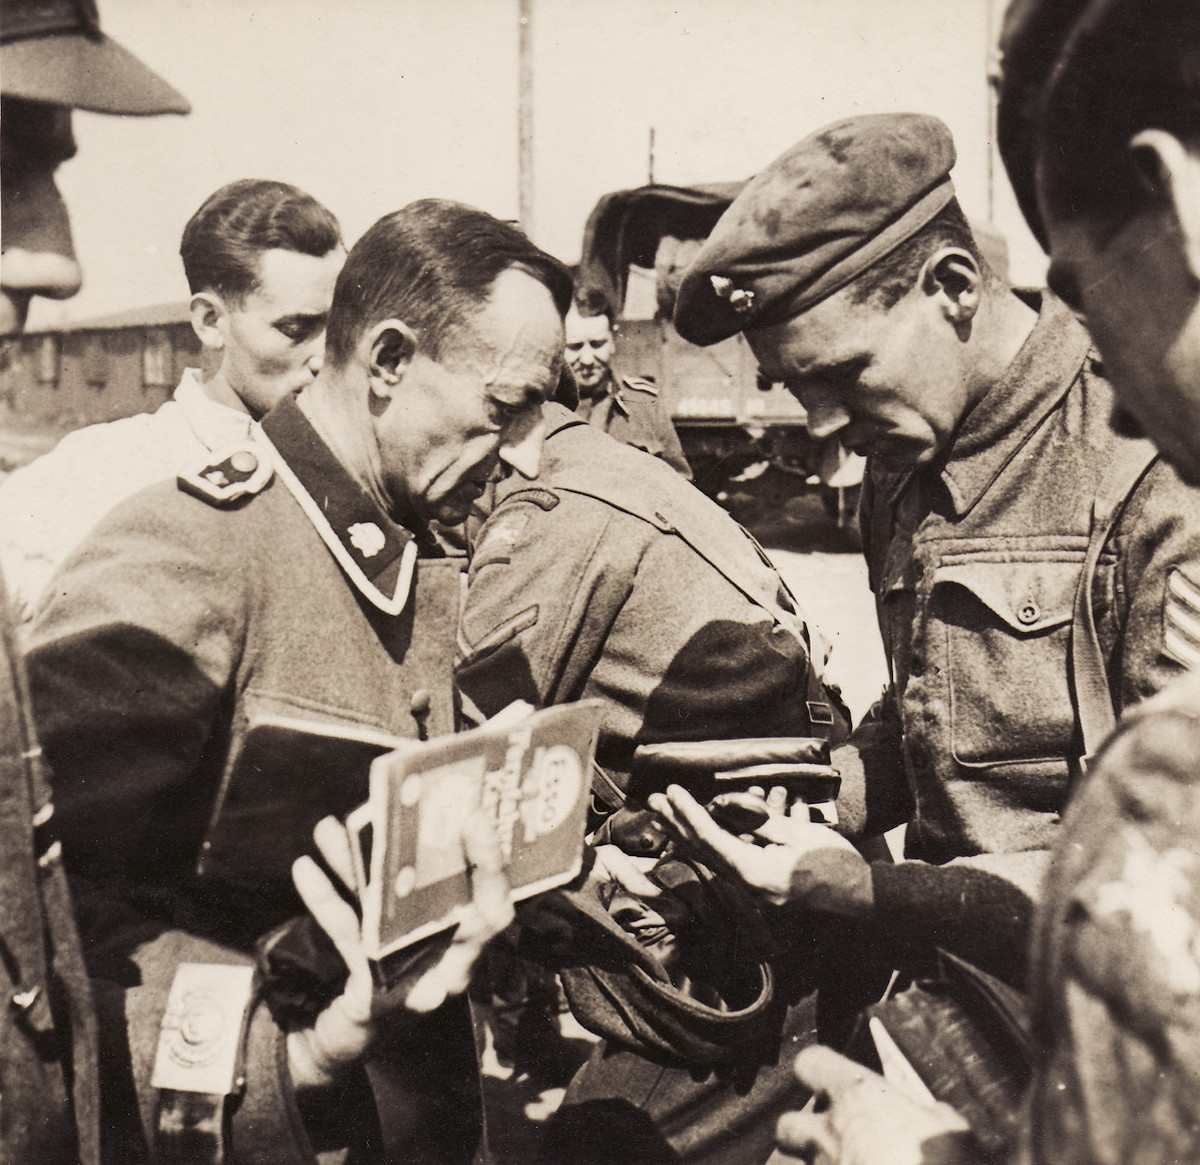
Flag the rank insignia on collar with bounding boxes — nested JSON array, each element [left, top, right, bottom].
[[178, 441, 273, 506], [348, 521, 386, 558]]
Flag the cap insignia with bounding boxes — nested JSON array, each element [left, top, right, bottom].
[[710, 275, 755, 315]]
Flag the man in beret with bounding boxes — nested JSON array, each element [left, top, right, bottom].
[[734, 8, 1200, 1164], [668, 112, 1200, 994]]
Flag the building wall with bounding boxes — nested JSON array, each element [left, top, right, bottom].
[[0, 322, 201, 442]]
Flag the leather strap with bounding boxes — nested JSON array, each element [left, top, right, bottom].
[[1070, 438, 1158, 766]]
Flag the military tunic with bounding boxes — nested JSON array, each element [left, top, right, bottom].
[[575, 374, 693, 479], [837, 295, 1200, 982], [458, 403, 844, 784], [0, 368, 255, 624], [458, 406, 853, 1165], [24, 395, 471, 1163]]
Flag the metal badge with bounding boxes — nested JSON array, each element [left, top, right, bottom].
[[151, 963, 254, 1096], [710, 274, 756, 314]]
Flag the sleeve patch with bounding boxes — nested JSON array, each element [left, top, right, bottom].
[[472, 510, 531, 568], [1165, 568, 1200, 671]]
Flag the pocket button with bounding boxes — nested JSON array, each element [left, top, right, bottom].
[[1017, 601, 1040, 625]]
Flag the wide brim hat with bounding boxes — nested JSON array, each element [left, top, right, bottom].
[[1, 0, 190, 114]]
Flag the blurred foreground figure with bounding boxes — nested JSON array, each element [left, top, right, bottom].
[[0, 179, 344, 622], [767, 3, 1200, 1163], [1, 3, 185, 1162], [23, 200, 567, 1162], [0, 0, 189, 334]]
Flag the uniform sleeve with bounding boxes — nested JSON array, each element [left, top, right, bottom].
[[456, 491, 642, 718], [24, 485, 246, 883], [1028, 694, 1200, 1164], [831, 696, 913, 841], [1109, 458, 1200, 706]]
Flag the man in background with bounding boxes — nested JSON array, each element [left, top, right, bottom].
[[0, 3, 187, 1161], [565, 299, 692, 477], [0, 178, 344, 621]]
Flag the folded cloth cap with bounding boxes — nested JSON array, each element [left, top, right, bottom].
[[674, 113, 956, 346], [1, 0, 190, 114]]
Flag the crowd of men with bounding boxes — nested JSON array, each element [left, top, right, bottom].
[[2, 0, 1199, 1162]]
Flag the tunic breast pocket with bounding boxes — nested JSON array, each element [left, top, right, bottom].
[[936, 558, 1080, 768]]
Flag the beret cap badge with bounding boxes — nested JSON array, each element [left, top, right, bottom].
[[710, 275, 756, 315]]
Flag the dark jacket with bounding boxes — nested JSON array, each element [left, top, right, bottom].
[[0, 575, 99, 1165]]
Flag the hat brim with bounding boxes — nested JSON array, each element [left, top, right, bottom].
[[1, 32, 189, 115]]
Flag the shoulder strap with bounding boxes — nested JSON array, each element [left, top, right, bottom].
[[1071, 438, 1159, 763]]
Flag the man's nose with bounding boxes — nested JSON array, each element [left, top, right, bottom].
[[1, 167, 83, 303], [304, 336, 325, 378], [798, 388, 852, 440], [498, 411, 547, 479]]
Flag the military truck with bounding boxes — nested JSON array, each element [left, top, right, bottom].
[[575, 182, 864, 539]]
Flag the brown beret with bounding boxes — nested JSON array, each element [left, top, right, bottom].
[[674, 113, 956, 346]]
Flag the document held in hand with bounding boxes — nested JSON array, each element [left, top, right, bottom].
[[348, 700, 604, 961]]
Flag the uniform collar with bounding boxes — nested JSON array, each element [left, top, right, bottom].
[[258, 395, 421, 616], [173, 367, 256, 451], [937, 293, 1094, 517]]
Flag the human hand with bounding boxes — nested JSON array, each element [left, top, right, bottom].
[[648, 785, 872, 916], [776, 1045, 978, 1165], [590, 843, 662, 899], [287, 812, 514, 1088]]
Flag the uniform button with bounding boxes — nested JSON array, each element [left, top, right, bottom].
[[230, 450, 258, 474], [1017, 602, 1040, 625], [11, 984, 41, 1012]]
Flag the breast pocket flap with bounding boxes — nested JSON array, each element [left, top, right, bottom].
[[936, 559, 1078, 635]]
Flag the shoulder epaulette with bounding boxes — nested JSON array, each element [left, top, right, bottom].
[[177, 441, 274, 506], [621, 376, 659, 397], [504, 486, 560, 511]]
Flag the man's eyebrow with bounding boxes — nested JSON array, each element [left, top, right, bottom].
[[272, 310, 328, 326]]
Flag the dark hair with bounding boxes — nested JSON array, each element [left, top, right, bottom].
[[180, 179, 342, 301], [572, 287, 616, 325], [1039, 0, 1200, 227], [323, 199, 572, 368], [845, 200, 984, 311]]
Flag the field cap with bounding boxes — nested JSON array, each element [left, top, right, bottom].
[[675, 113, 956, 345], [1, 0, 190, 114]]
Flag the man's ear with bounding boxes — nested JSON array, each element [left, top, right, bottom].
[[1130, 129, 1200, 283], [920, 247, 982, 327], [189, 292, 226, 351], [364, 319, 420, 402]]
